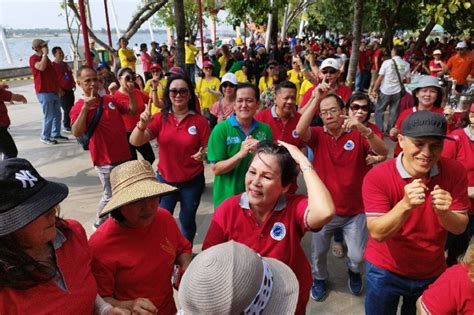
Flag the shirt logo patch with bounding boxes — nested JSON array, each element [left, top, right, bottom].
[[108, 102, 116, 110], [226, 136, 241, 145], [292, 130, 299, 138], [270, 222, 286, 241], [343, 140, 355, 151], [15, 170, 38, 188], [188, 126, 197, 135]]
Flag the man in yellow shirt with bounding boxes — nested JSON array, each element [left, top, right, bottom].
[[118, 37, 136, 71], [185, 37, 199, 84]]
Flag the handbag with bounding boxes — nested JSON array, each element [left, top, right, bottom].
[[392, 59, 406, 97], [76, 97, 104, 151]]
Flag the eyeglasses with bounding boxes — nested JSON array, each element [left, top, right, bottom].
[[350, 104, 369, 112], [169, 88, 189, 97], [319, 108, 341, 117], [321, 69, 337, 75], [221, 83, 236, 88]]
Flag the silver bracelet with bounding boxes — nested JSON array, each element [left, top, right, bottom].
[[301, 165, 314, 172]]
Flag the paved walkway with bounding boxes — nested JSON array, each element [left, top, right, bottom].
[[5, 79, 366, 314]]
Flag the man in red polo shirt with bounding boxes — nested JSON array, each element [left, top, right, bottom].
[[362, 111, 470, 315], [29, 38, 68, 145], [70, 65, 137, 228], [295, 91, 388, 301]]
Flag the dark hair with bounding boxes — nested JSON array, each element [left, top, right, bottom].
[[51, 46, 62, 55], [163, 74, 196, 120], [413, 86, 443, 108], [321, 93, 345, 110], [275, 81, 297, 95], [273, 66, 288, 85], [236, 83, 260, 102], [0, 215, 69, 290], [111, 209, 125, 223], [242, 60, 255, 82], [251, 141, 299, 187], [345, 92, 374, 122], [140, 43, 147, 51], [393, 45, 404, 57], [117, 67, 133, 78], [77, 65, 96, 78]]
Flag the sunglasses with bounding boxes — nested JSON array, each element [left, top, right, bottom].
[[122, 74, 134, 82], [169, 88, 189, 97], [350, 104, 369, 112], [321, 69, 337, 74], [204, 66, 213, 70], [268, 66, 276, 70], [221, 83, 236, 88]]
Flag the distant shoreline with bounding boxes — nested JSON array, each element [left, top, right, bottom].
[[3, 28, 168, 39]]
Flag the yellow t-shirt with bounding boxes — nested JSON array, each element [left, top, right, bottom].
[[218, 56, 228, 78], [299, 79, 314, 107], [196, 77, 221, 109], [185, 44, 199, 64], [235, 70, 248, 83], [118, 48, 136, 71], [258, 76, 273, 94], [144, 78, 167, 115], [287, 69, 303, 102]]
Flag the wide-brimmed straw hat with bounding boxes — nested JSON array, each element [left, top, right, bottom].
[[99, 160, 177, 217], [178, 241, 299, 315], [0, 158, 68, 236]]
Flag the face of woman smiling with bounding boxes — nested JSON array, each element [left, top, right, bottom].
[[416, 87, 439, 109], [245, 153, 288, 209]]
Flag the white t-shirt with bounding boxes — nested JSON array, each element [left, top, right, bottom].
[[379, 56, 410, 95]]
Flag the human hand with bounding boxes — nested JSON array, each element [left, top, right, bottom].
[[104, 306, 131, 315], [125, 81, 135, 94], [129, 298, 157, 315], [312, 81, 332, 101], [278, 140, 309, 167], [108, 82, 119, 94], [139, 103, 152, 125], [389, 127, 399, 139], [150, 79, 159, 90], [239, 136, 259, 158], [11, 94, 27, 104], [369, 89, 378, 99], [41, 46, 48, 56], [341, 115, 365, 132], [402, 179, 428, 210], [190, 147, 207, 161], [431, 185, 452, 214], [365, 155, 378, 166]]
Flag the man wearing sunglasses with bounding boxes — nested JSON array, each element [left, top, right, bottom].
[[296, 92, 388, 302], [298, 58, 352, 126], [446, 41, 472, 93]]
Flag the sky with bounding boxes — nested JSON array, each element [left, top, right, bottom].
[[0, 0, 230, 30]]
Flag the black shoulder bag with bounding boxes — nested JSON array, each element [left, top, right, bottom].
[[77, 97, 104, 151], [392, 59, 406, 97]]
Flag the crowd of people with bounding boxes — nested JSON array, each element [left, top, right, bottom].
[[0, 32, 473, 314]]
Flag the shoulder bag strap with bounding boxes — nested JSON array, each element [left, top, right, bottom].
[[392, 59, 404, 89], [85, 97, 104, 138]]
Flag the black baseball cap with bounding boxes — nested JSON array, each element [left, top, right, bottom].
[[401, 111, 454, 140], [0, 158, 68, 236]]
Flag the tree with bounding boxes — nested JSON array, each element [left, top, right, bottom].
[[60, 0, 81, 69], [174, 0, 186, 68], [346, 0, 363, 89]]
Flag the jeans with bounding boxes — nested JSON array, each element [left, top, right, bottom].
[[37, 92, 62, 140], [185, 64, 196, 85], [374, 91, 402, 133], [365, 261, 438, 315], [0, 128, 18, 159], [157, 172, 205, 244], [311, 213, 368, 279], [95, 164, 119, 226], [355, 70, 371, 92], [60, 89, 75, 129]]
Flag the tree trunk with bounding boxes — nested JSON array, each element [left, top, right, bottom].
[[346, 0, 363, 89], [415, 18, 436, 51], [381, 0, 404, 51], [174, 0, 186, 68], [270, 6, 278, 45]]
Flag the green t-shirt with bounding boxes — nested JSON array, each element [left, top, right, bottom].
[[207, 115, 273, 208]]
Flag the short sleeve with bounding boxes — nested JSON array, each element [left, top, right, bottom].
[[202, 201, 231, 250], [378, 60, 387, 76], [292, 196, 314, 233], [207, 123, 229, 163], [363, 168, 392, 217], [90, 255, 116, 297], [197, 115, 211, 147], [0, 89, 13, 102], [306, 127, 320, 148], [441, 136, 458, 159], [109, 95, 129, 114], [69, 99, 85, 125], [447, 160, 470, 212]]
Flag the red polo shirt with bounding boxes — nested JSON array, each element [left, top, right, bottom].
[[0, 220, 97, 315], [299, 83, 352, 109], [307, 127, 370, 216], [147, 111, 210, 183], [51, 61, 75, 91], [0, 88, 12, 128], [420, 264, 474, 315], [443, 127, 474, 213], [29, 54, 59, 93], [70, 94, 131, 166], [255, 105, 304, 148], [363, 156, 470, 279], [114, 89, 149, 132], [202, 193, 315, 315]]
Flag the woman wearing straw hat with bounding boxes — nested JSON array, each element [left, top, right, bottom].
[[130, 74, 210, 244], [178, 241, 300, 315], [89, 160, 192, 315], [203, 140, 335, 314], [0, 158, 127, 314], [389, 75, 456, 156]]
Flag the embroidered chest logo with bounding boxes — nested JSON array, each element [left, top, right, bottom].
[[270, 222, 286, 241], [188, 126, 197, 135], [292, 130, 299, 138], [15, 170, 38, 188], [344, 140, 355, 151], [108, 102, 115, 110]]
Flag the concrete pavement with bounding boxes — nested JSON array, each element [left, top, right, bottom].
[[4, 79, 366, 314]]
